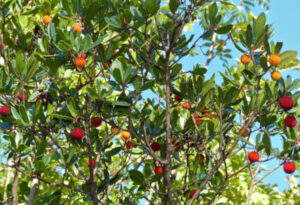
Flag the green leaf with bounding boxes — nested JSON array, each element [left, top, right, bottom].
[[223, 87, 240, 105], [208, 3, 218, 24], [141, 80, 155, 91], [52, 114, 73, 121], [66, 97, 78, 118], [230, 33, 246, 53], [56, 40, 71, 52], [263, 132, 271, 155], [216, 24, 233, 34], [254, 13, 266, 38], [274, 42, 283, 54], [246, 24, 253, 48], [11, 107, 27, 126], [90, 34, 107, 49], [19, 105, 30, 124], [264, 35, 271, 54], [104, 16, 121, 28], [260, 56, 268, 71], [129, 170, 145, 185], [42, 155, 51, 166], [279, 50, 297, 66], [48, 23, 57, 42], [61, 0, 72, 15], [105, 147, 122, 157], [37, 141, 47, 157], [169, 0, 180, 14], [16, 50, 24, 74], [82, 35, 92, 53], [34, 161, 45, 172], [25, 55, 39, 82]]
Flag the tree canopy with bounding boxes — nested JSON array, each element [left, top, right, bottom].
[[0, 0, 299, 204]]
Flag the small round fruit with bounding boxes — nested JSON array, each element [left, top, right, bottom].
[[71, 128, 84, 140], [172, 141, 180, 152], [283, 161, 296, 174], [202, 108, 211, 117], [74, 57, 86, 68], [91, 117, 101, 127], [248, 151, 259, 162], [43, 15, 52, 25], [121, 130, 130, 140], [241, 54, 251, 65], [271, 71, 281, 81], [125, 141, 134, 149], [73, 24, 83, 33], [0, 105, 10, 116], [17, 93, 27, 101], [269, 54, 281, 66], [239, 128, 249, 137], [199, 154, 205, 163], [174, 95, 183, 102], [189, 189, 197, 199], [182, 102, 190, 109], [284, 116, 297, 128], [154, 166, 163, 175], [111, 126, 119, 134], [151, 142, 161, 152], [192, 114, 202, 125], [279, 96, 294, 111], [87, 159, 95, 168]]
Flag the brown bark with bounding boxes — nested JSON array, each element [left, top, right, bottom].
[[12, 158, 21, 205]]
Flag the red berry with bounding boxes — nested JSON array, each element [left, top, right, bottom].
[[17, 93, 27, 101], [199, 154, 205, 163], [174, 95, 183, 102], [248, 151, 259, 162], [151, 142, 161, 152], [0, 105, 10, 116], [189, 189, 197, 199], [154, 166, 163, 174], [283, 161, 296, 174], [87, 159, 95, 168], [91, 117, 101, 127], [71, 128, 84, 140], [298, 125, 300, 132], [279, 96, 294, 111], [284, 116, 297, 128], [172, 141, 180, 152], [125, 141, 134, 149], [182, 102, 190, 109]]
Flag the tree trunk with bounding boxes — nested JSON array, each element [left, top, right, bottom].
[[27, 178, 39, 205], [12, 158, 20, 205]]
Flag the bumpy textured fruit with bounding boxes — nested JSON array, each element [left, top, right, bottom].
[[172, 141, 180, 152], [0, 105, 10, 116], [111, 126, 119, 134], [75, 57, 86, 68], [284, 116, 297, 128], [91, 117, 101, 127], [154, 166, 163, 174], [17, 93, 27, 101], [239, 128, 249, 137], [192, 114, 202, 125], [87, 159, 95, 168], [199, 154, 205, 163], [271, 71, 281, 81], [125, 141, 134, 149], [189, 189, 197, 199], [151, 142, 161, 152], [121, 130, 130, 140], [202, 108, 211, 117], [73, 24, 83, 32], [269, 54, 281, 66], [248, 151, 259, 162], [71, 128, 84, 140], [42, 15, 52, 25], [174, 95, 183, 102], [241, 54, 251, 65], [279, 96, 294, 111], [182, 102, 190, 109], [283, 161, 296, 174]]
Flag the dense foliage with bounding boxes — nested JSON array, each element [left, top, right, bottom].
[[0, 0, 299, 204]]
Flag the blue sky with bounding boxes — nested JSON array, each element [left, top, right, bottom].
[[180, 1, 300, 192]]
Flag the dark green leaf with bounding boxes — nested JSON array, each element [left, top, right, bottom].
[[129, 170, 145, 185]]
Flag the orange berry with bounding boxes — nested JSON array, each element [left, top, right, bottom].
[[42, 15, 52, 25], [192, 114, 202, 125], [182, 102, 190, 109], [73, 24, 83, 33], [271, 70, 281, 81], [121, 130, 130, 140], [74, 57, 86, 68], [239, 128, 249, 137], [240, 54, 251, 65], [199, 154, 205, 163], [269, 54, 280, 66], [111, 126, 119, 134]]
